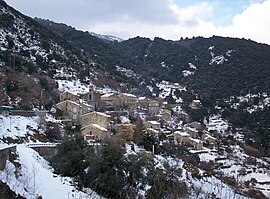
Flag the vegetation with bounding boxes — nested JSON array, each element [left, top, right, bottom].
[[51, 136, 188, 198]]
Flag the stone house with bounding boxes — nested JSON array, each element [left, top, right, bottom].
[[138, 97, 148, 108], [184, 126, 199, 138], [107, 110, 129, 124], [100, 93, 120, 110], [178, 111, 190, 123], [79, 111, 111, 129], [119, 93, 137, 107], [190, 121, 205, 132], [145, 128, 159, 135], [174, 131, 190, 145], [116, 123, 135, 141], [59, 91, 79, 102], [144, 121, 161, 131], [202, 133, 217, 148], [56, 100, 92, 122], [81, 124, 110, 141], [191, 100, 202, 109], [148, 99, 159, 116], [80, 85, 101, 110], [161, 109, 171, 121], [189, 138, 203, 150]]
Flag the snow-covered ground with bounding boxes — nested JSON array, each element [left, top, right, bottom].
[[115, 65, 138, 78], [56, 79, 90, 95], [182, 63, 197, 77], [197, 144, 270, 198], [0, 145, 102, 199], [153, 154, 247, 199], [156, 80, 185, 103], [0, 115, 42, 140], [204, 114, 229, 134]]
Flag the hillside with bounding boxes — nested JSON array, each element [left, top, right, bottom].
[[113, 36, 270, 100]]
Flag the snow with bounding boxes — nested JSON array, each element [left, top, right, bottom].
[[174, 131, 190, 137], [90, 124, 108, 131], [199, 152, 217, 161], [0, 145, 102, 199], [156, 80, 186, 100], [115, 65, 138, 78], [188, 63, 197, 70], [210, 55, 227, 65], [226, 49, 236, 57], [208, 46, 215, 50], [101, 93, 115, 98], [90, 31, 123, 42], [122, 93, 136, 98], [205, 114, 229, 134], [181, 62, 197, 77], [56, 79, 89, 95], [0, 115, 42, 139], [160, 61, 169, 69], [182, 70, 194, 77], [120, 116, 130, 124], [148, 121, 160, 125]]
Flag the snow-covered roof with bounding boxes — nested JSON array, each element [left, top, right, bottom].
[[56, 100, 82, 107], [174, 131, 190, 137], [80, 111, 111, 118], [122, 93, 137, 98], [78, 99, 93, 108], [101, 93, 115, 98], [90, 124, 108, 131], [120, 116, 130, 124], [204, 134, 217, 140], [95, 112, 111, 118], [189, 138, 202, 143], [147, 121, 160, 125], [146, 128, 159, 134], [60, 90, 78, 96]]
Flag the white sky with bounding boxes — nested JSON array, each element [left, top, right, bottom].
[[4, 0, 270, 44]]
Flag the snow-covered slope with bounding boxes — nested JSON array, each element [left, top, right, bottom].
[[0, 145, 101, 199], [0, 115, 42, 140], [90, 31, 123, 42]]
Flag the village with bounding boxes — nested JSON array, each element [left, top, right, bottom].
[[55, 85, 218, 152]]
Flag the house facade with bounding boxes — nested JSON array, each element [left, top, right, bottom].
[[144, 121, 161, 131], [80, 85, 101, 110], [174, 131, 190, 145], [59, 91, 79, 102], [100, 93, 120, 110], [189, 138, 203, 150], [162, 109, 171, 121], [148, 99, 159, 116], [79, 111, 111, 129], [118, 93, 137, 108], [81, 124, 110, 141], [56, 100, 92, 122], [191, 100, 202, 109]]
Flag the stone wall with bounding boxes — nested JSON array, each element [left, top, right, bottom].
[[0, 146, 17, 171]]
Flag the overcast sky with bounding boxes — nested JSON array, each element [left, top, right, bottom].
[[4, 0, 270, 44]]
